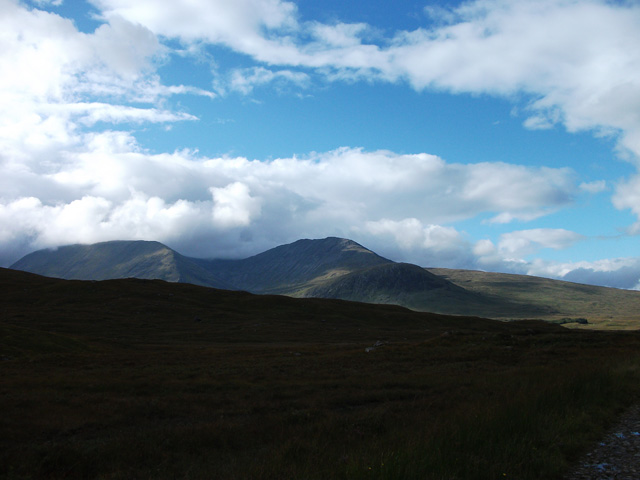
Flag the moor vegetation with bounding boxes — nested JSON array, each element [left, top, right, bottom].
[[2, 267, 640, 479]]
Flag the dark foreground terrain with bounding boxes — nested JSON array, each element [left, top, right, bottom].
[[2, 267, 640, 479]]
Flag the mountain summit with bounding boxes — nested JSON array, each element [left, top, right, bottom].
[[17, 236, 630, 320], [11, 240, 233, 289], [197, 237, 392, 294], [12, 237, 470, 311]]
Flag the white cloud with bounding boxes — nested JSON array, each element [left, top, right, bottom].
[[528, 257, 640, 290], [497, 228, 584, 257], [463, 162, 574, 223], [579, 180, 607, 194], [227, 67, 310, 95], [91, 0, 299, 57], [93, 0, 640, 163], [309, 22, 373, 48], [95, 0, 640, 163], [612, 174, 640, 234], [467, 230, 640, 289], [361, 218, 472, 267], [0, 0, 208, 167], [423, 5, 457, 25], [210, 182, 262, 228], [0, 136, 579, 266], [31, 0, 63, 5], [86, 1, 640, 159], [363, 218, 463, 251], [472, 228, 584, 274]]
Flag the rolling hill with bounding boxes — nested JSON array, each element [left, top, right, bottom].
[[429, 268, 640, 327], [10, 237, 640, 326], [3, 266, 640, 479], [11, 240, 233, 290]]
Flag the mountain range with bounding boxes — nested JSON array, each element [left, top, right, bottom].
[[10, 237, 640, 326]]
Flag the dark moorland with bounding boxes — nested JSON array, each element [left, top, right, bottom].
[[2, 267, 640, 479]]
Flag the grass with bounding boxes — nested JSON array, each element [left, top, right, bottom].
[[2, 268, 640, 479], [429, 268, 640, 328]]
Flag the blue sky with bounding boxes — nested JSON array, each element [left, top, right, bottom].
[[1, 0, 640, 289]]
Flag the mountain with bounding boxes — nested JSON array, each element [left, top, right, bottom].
[[10, 240, 233, 289], [10, 237, 640, 326], [10, 237, 481, 314], [300, 262, 556, 317], [195, 237, 392, 294]]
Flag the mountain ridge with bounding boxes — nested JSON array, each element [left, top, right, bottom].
[[11, 240, 234, 290], [10, 237, 640, 326], [194, 237, 392, 294]]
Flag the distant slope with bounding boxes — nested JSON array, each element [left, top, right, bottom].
[[10, 241, 233, 289], [300, 262, 553, 317], [428, 268, 640, 328], [195, 237, 393, 294]]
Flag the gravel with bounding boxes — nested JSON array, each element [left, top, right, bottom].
[[565, 405, 640, 480]]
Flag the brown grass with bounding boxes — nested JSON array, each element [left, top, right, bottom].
[[2, 268, 640, 479]]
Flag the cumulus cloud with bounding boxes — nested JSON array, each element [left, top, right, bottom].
[[210, 183, 261, 228], [0, 0, 210, 165], [0, 134, 580, 266], [468, 229, 624, 285], [91, 0, 300, 59], [471, 228, 585, 274], [496, 228, 584, 257], [93, 0, 640, 161], [612, 174, 640, 234], [361, 218, 473, 267], [579, 180, 607, 194], [528, 257, 640, 290], [88, 0, 640, 232], [227, 67, 310, 95]]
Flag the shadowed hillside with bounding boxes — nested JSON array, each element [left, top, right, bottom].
[[3, 267, 640, 480], [195, 237, 393, 294], [11, 240, 233, 290], [299, 262, 534, 316]]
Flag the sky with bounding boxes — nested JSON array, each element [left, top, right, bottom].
[[1, 0, 640, 289]]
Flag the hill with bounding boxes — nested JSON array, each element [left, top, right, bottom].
[[300, 262, 520, 315], [429, 268, 640, 328], [10, 240, 233, 289], [0, 266, 518, 347], [195, 236, 393, 294], [3, 267, 640, 479]]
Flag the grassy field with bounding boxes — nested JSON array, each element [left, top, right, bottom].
[[429, 268, 640, 328], [3, 268, 640, 479]]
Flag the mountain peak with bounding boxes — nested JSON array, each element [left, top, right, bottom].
[[11, 240, 173, 280], [196, 236, 393, 294], [10, 240, 232, 289]]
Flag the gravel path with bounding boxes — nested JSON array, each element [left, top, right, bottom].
[[564, 405, 640, 480]]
